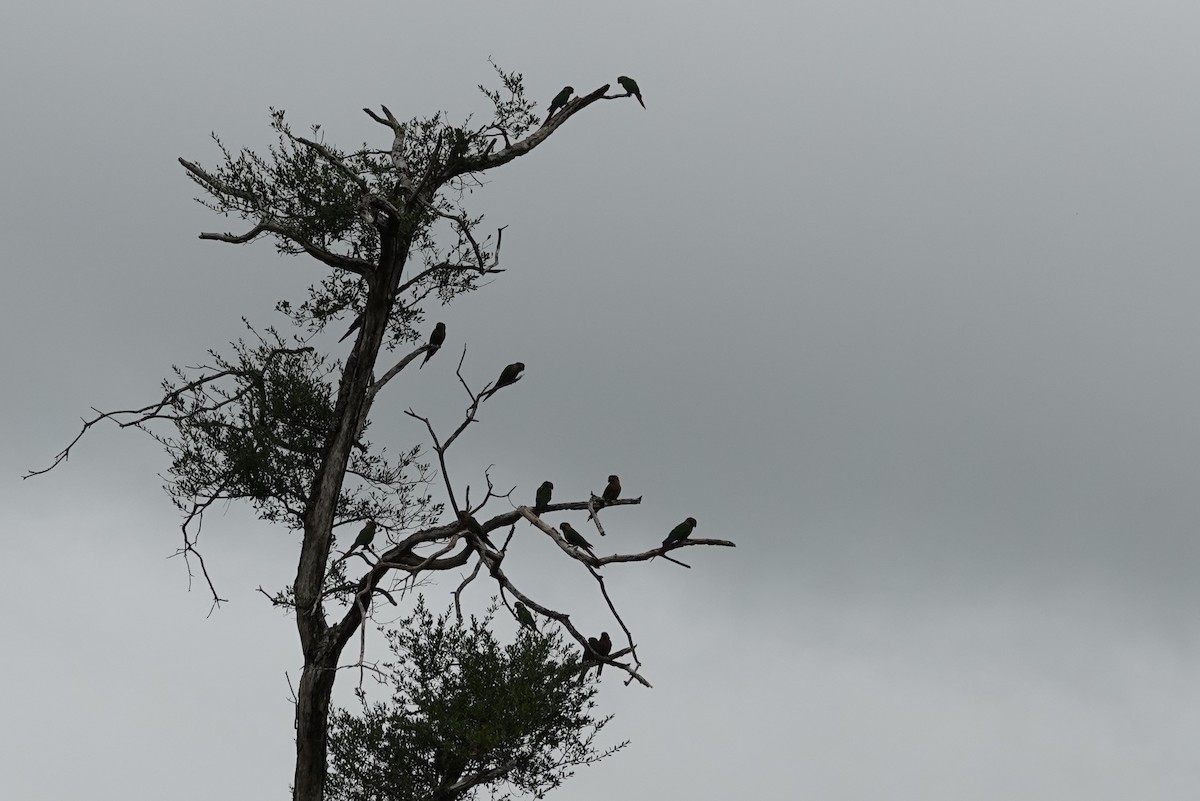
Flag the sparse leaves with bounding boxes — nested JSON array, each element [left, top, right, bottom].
[[159, 323, 439, 537]]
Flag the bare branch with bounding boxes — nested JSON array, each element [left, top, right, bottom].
[[293, 241, 375, 276], [425, 208, 496, 274], [585, 494, 611, 537], [353, 589, 372, 686], [198, 222, 269, 244], [361, 106, 391, 127], [171, 487, 229, 610], [367, 342, 429, 398], [25, 346, 314, 478], [179, 157, 256, 202], [446, 758, 525, 795], [381, 534, 463, 575], [453, 559, 484, 622], [485, 510, 653, 688], [600, 537, 737, 565], [256, 585, 293, 608], [402, 409, 458, 515], [443, 83, 611, 180], [320, 490, 716, 679], [197, 220, 373, 275], [582, 563, 642, 682], [519, 508, 601, 567], [345, 340, 431, 453], [362, 105, 410, 177]]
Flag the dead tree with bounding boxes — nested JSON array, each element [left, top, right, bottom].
[[28, 65, 735, 801]]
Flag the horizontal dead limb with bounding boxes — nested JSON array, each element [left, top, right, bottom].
[[179, 157, 255, 202], [24, 345, 314, 478], [196, 220, 373, 276]]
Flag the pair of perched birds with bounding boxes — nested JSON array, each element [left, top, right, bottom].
[[561, 515, 697, 553], [545, 76, 645, 123], [512, 603, 609, 675], [584, 631, 613, 675], [511, 604, 606, 654], [410, 324, 524, 401], [410, 328, 522, 400], [341, 320, 522, 399], [534, 474, 620, 514], [535, 473, 620, 518]]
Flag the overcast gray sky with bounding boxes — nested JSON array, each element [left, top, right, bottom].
[[6, 1, 1200, 798]]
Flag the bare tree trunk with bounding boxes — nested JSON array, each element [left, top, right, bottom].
[[294, 653, 338, 801], [291, 231, 408, 801]]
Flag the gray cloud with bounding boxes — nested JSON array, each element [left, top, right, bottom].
[[6, 1, 1200, 798]]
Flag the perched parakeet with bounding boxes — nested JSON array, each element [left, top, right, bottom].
[[419, 322, 446, 368], [546, 86, 574, 122], [534, 481, 554, 513], [483, 362, 525, 399], [560, 522, 594, 553], [351, 520, 377, 550], [514, 601, 537, 631], [458, 511, 496, 548], [586, 631, 613, 676], [602, 475, 621, 502], [589, 474, 621, 523], [617, 76, 645, 109], [662, 517, 697, 547]]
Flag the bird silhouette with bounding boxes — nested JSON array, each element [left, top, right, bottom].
[[514, 601, 537, 631], [482, 362, 524, 399], [419, 322, 446, 368], [350, 520, 376, 551], [584, 637, 601, 672], [602, 475, 621, 503], [617, 76, 645, 109], [560, 522, 594, 554], [584, 631, 613, 676], [546, 86, 574, 122], [662, 517, 697, 548], [458, 511, 496, 549], [589, 474, 621, 523], [534, 481, 553, 513]]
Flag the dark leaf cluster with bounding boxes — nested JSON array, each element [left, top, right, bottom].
[[158, 325, 438, 535], [187, 67, 532, 353], [327, 598, 625, 801]]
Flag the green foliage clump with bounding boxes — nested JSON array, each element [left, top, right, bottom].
[[327, 598, 625, 801], [161, 324, 437, 532]]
